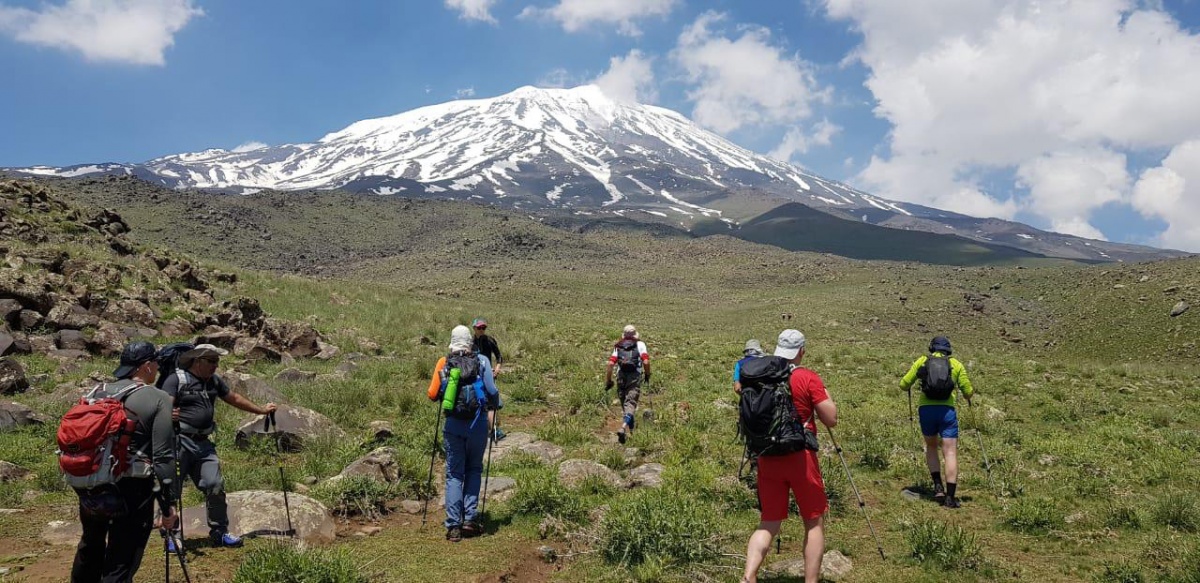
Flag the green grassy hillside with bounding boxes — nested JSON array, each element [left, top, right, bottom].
[[1, 177, 1198, 583]]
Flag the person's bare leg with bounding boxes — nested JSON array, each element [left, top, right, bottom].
[[924, 435, 941, 474], [803, 515, 825, 582], [942, 438, 958, 484], [742, 520, 782, 583]]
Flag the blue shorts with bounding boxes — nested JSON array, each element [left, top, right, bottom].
[[918, 405, 959, 439]]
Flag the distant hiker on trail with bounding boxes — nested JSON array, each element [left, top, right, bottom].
[[161, 344, 277, 548], [471, 318, 503, 374], [900, 335, 975, 509], [740, 330, 837, 583], [427, 325, 502, 542], [733, 338, 765, 394], [605, 324, 650, 445], [65, 341, 178, 583]]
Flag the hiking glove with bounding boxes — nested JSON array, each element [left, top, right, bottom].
[[605, 379, 614, 390]]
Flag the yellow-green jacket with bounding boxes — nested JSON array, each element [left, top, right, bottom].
[[899, 351, 974, 407]]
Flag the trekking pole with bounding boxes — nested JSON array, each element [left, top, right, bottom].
[[264, 412, 296, 537], [155, 479, 192, 583], [825, 427, 886, 560], [421, 404, 444, 529], [164, 529, 170, 583], [966, 399, 997, 494], [481, 408, 498, 517]]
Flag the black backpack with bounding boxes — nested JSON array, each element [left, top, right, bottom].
[[919, 355, 956, 400], [442, 351, 482, 420], [737, 356, 819, 457], [154, 342, 195, 389], [615, 340, 641, 372]]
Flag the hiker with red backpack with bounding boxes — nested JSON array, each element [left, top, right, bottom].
[[900, 336, 975, 509], [60, 341, 179, 583], [426, 325, 502, 542], [604, 324, 650, 444], [160, 343, 277, 548], [739, 330, 837, 583]]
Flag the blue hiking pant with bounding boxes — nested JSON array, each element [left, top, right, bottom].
[[442, 417, 488, 528]]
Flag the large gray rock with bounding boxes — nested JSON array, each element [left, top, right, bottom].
[[0, 359, 28, 394], [41, 520, 82, 546], [0, 401, 46, 430], [274, 367, 316, 383], [234, 404, 345, 452], [557, 459, 622, 488], [0, 460, 31, 482], [627, 463, 665, 489], [337, 447, 400, 483], [483, 476, 517, 503], [1170, 301, 1190, 318], [182, 490, 335, 543], [46, 302, 99, 330], [769, 550, 853, 581], [55, 329, 88, 351], [100, 300, 157, 328], [489, 432, 565, 464], [222, 372, 286, 404]]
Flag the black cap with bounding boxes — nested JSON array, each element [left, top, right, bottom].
[[929, 336, 952, 355], [113, 341, 158, 379]]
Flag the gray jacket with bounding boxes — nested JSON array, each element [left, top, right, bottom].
[[100, 379, 177, 486]]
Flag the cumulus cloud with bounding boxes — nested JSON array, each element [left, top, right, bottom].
[[1132, 140, 1200, 250], [232, 141, 268, 153], [0, 0, 202, 65], [444, 0, 498, 24], [520, 0, 676, 36], [769, 119, 841, 163], [825, 0, 1200, 243], [592, 49, 656, 104], [673, 11, 829, 135]]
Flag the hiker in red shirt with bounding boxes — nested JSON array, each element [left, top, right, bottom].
[[741, 329, 838, 583]]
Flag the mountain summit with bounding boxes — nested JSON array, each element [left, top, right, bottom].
[[11, 85, 1181, 262]]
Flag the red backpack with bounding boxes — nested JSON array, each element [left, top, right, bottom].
[[57, 383, 145, 490]]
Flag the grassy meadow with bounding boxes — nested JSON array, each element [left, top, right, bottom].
[[2, 180, 1199, 582]]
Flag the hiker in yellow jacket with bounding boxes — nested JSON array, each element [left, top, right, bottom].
[[900, 336, 974, 509]]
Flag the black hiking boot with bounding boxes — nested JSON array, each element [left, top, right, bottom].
[[462, 522, 482, 538], [446, 526, 463, 542], [944, 496, 961, 509], [933, 483, 946, 503], [617, 430, 626, 445]]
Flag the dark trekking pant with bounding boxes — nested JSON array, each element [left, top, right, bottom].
[[617, 370, 643, 428], [71, 478, 156, 583], [178, 434, 229, 532]]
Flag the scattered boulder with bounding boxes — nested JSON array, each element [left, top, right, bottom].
[[484, 476, 517, 502], [274, 368, 316, 383], [557, 459, 622, 488], [17, 310, 43, 331], [627, 463, 665, 489], [41, 520, 82, 546], [0, 359, 28, 394], [100, 300, 157, 328], [233, 338, 283, 363], [261, 319, 323, 358], [335, 360, 360, 376], [337, 447, 401, 483], [55, 329, 88, 351], [222, 372, 286, 405], [159, 318, 195, 338], [0, 401, 46, 430], [196, 328, 242, 350], [181, 490, 335, 543], [1170, 301, 1190, 318], [489, 432, 564, 464], [234, 404, 346, 452], [900, 489, 922, 502], [367, 420, 394, 442], [314, 341, 339, 360], [769, 550, 853, 581], [400, 500, 423, 514], [45, 302, 98, 330], [0, 461, 31, 482]]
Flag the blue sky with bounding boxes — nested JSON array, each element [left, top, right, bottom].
[[2, 0, 1200, 251]]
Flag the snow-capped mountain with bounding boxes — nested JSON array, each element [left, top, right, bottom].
[[10, 85, 1181, 262]]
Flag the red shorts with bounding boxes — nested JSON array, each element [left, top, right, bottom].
[[756, 450, 828, 521]]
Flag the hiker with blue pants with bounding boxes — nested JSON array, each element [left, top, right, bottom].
[[426, 325, 501, 542], [900, 336, 975, 508]]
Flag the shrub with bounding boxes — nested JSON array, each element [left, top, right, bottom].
[[509, 471, 587, 522], [1004, 497, 1063, 534], [599, 489, 718, 568], [1093, 562, 1144, 583], [232, 543, 369, 583], [1104, 505, 1144, 530], [311, 476, 398, 520], [1154, 493, 1200, 533], [905, 516, 984, 571]]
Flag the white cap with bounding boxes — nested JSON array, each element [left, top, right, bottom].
[[774, 329, 806, 360]]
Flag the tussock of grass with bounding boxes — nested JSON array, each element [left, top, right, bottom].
[[599, 489, 719, 569], [231, 543, 369, 583], [904, 516, 985, 572]]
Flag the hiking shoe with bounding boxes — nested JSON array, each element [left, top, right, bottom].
[[210, 531, 243, 548], [462, 522, 482, 538], [933, 484, 946, 503], [446, 526, 463, 542], [494, 428, 506, 442], [166, 535, 179, 555], [944, 496, 961, 509], [617, 430, 626, 445]]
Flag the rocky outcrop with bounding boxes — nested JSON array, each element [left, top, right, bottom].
[[181, 490, 335, 543], [557, 459, 622, 488], [234, 404, 346, 453], [0, 401, 45, 430]]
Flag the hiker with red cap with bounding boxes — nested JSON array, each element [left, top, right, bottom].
[[471, 318, 502, 374], [605, 324, 651, 444]]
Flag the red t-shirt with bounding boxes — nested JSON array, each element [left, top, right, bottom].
[[788, 366, 829, 433]]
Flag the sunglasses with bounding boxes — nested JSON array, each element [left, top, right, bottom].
[[474, 326, 487, 330], [198, 356, 220, 363]]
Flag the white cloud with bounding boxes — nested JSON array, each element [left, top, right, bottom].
[[455, 87, 476, 99], [1133, 140, 1200, 251], [592, 49, 656, 104], [444, 0, 498, 24], [1050, 217, 1108, 240], [825, 0, 1200, 245], [232, 141, 267, 153], [769, 119, 841, 163], [520, 0, 676, 36], [673, 11, 829, 135], [537, 68, 580, 89], [0, 0, 201, 66]]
